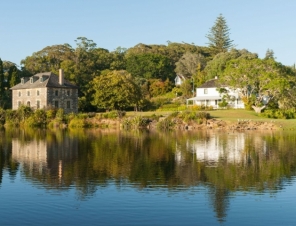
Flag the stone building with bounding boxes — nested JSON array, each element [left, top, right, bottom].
[[10, 69, 78, 113]]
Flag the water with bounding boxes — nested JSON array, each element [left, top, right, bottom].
[[0, 128, 296, 225]]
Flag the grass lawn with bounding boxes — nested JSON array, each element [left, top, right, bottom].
[[126, 109, 296, 130]]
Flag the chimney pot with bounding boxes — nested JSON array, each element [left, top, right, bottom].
[[59, 69, 64, 85]]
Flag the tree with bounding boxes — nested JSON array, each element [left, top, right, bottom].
[[205, 49, 258, 80], [90, 70, 142, 110], [206, 14, 234, 55], [220, 58, 292, 112], [8, 65, 20, 88], [264, 48, 275, 60], [0, 58, 4, 95], [126, 53, 175, 81], [175, 52, 206, 78]]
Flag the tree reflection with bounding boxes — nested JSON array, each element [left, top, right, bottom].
[[2, 128, 296, 222]]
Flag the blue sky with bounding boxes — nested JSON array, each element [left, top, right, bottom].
[[1, 0, 296, 66]]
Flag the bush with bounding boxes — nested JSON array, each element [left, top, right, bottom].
[[28, 109, 47, 127], [178, 110, 210, 122], [121, 116, 151, 129], [5, 109, 19, 126], [69, 117, 89, 128], [261, 109, 296, 119], [157, 118, 175, 130]]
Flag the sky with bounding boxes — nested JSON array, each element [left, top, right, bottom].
[[1, 0, 296, 67]]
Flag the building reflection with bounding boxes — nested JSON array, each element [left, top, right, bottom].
[[11, 135, 78, 184], [175, 132, 269, 166]]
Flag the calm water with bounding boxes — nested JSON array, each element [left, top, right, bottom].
[[0, 128, 296, 225]]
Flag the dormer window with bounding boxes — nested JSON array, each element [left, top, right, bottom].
[[40, 76, 44, 82], [30, 78, 33, 84], [21, 78, 24, 84]]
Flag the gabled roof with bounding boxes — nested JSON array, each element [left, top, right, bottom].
[[175, 74, 187, 80], [198, 78, 219, 88], [10, 72, 78, 90]]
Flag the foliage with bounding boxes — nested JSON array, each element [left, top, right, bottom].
[[156, 118, 175, 130], [220, 58, 294, 110], [148, 78, 172, 97], [0, 58, 5, 95], [260, 109, 296, 119], [175, 52, 206, 78], [206, 14, 234, 55], [264, 48, 275, 60], [97, 110, 126, 119], [68, 117, 89, 128], [24, 109, 47, 127], [121, 116, 151, 129], [178, 110, 210, 122], [55, 108, 65, 122], [91, 70, 142, 111], [205, 48, 258, 80], [126, 53, 175, 81]]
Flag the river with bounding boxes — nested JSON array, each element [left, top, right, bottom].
[[0, 128, 295, 225]]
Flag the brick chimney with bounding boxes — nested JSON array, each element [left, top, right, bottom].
[[59, 69, 64, 85]]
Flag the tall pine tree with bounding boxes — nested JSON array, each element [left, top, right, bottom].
[[206, 14, 234, 56]]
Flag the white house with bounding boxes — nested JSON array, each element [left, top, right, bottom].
[[174, 74, 187, 86], [186, 77, 244, 109]]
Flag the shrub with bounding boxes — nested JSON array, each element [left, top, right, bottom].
[[69, 117, 88, 128], [261, 109, 296, 119], [178, 110, 210, 123], [121, 116, 151, 129], [22, 109, 48, 127], [157, 118, 175, 130], [0, 108, 5, 125]]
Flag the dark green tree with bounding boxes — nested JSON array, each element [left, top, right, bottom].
[[8, 65, 20, 88], [126, 53, 175, 81], [206, 14, 234, 55], [90, 70, 142, 111], [0, 58, 4, 95]]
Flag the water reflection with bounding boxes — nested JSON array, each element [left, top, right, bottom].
[[1, 128, 296, 222]]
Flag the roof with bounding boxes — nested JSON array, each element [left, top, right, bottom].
[[198, 78, 218, 88], [10, 72, 78, 90]]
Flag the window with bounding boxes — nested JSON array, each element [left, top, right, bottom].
[[30, 78, 33, 84], [37, 90, 40, 96], [66, 90, 70, 96], [55, 90, 59, 96], [204, 89, 208, 94], [37, 100, 40, 109], [27, 101, 30, 107], [27, 91, 30, 96], [18, 91, 21, 97], [40, 76, 44, 82], [54, 101, 59, 108], [21, 78, 24, 84], [67, 101, 71, 109]]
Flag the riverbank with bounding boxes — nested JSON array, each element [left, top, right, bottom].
[[124, 109, 293, 131]]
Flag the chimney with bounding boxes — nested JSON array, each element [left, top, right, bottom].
[[59, 69, 64, 85]]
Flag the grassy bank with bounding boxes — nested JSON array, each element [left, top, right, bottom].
[[126, 109, 296, 130]]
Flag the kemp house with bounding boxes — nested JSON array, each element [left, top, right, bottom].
[[10, 69, 78, 113]]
